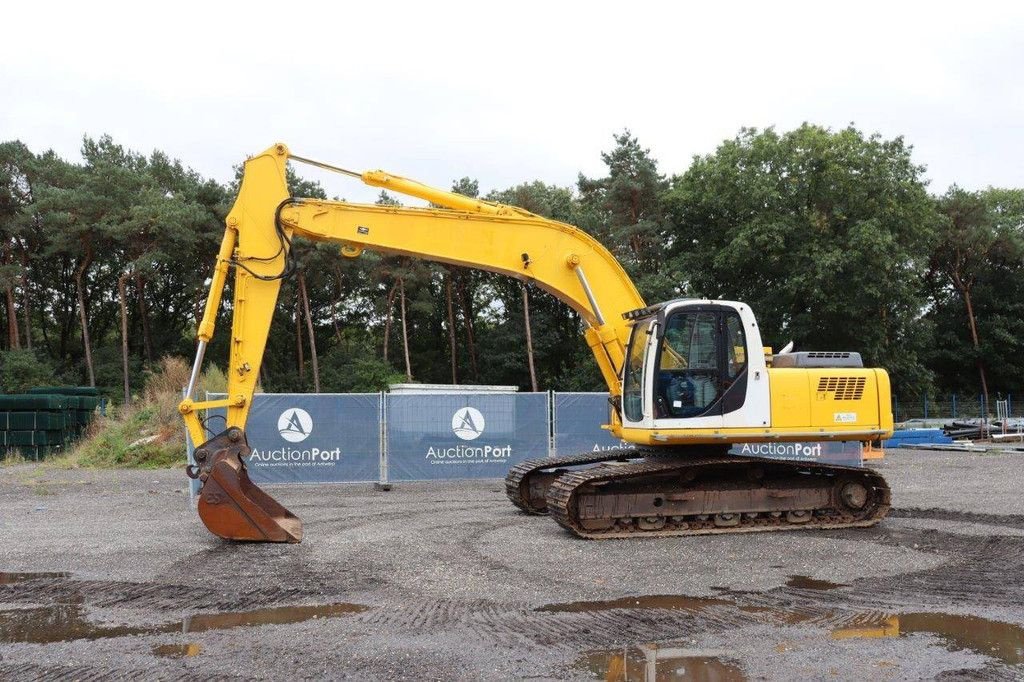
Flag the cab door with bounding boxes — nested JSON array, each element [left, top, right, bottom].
[[620, 318, 656, 427]]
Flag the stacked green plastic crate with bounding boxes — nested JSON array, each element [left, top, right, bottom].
[[29, 387, 102, 440], [0, 387, 100, 460]]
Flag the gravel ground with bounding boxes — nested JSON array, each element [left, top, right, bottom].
[[1, 449, 1023, 680]]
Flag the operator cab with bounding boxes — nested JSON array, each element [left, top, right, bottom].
[[621, 300, 770, 430]]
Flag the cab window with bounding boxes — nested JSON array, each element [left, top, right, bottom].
[[654, 309, 748, 419], [726, 314, 747, 379]]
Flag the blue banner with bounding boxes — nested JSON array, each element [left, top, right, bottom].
[[553, 392, 631, 456], [552, 392, 863, 467], [386, 393, 548, 481], [206, 393, 381, 484]]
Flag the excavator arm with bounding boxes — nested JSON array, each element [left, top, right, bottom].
[[180, 143, 644, 542]]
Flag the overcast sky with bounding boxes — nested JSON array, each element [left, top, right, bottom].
[[3, 1, 1022, 203]]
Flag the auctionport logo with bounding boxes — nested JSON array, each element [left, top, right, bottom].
[[451, 407, 485, 441], [250, 407, 339, 465], [425, 406, 510, 463], [278, 408, 313, 443]]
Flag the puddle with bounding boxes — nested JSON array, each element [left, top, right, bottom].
[[0, 605, 154, 643], [0, 602, 369, 644], [180, 603, 367, 633], [0, 571, 70, 584], [544, 593, 1024, 670], [541, 578, 850, 614], [536, 593, 810, 625], [832, 615, 901, 640], [577, 611, 1024, 680], [904, 612, 1024, 665], [153, 643, 201, 658], [834, 612, 1024, 666], [577, 645, 745, 681], [786, 575, 848, 591]]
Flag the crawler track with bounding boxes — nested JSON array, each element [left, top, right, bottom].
[[544, 453, 891, 539], [505, 449, 645, 514]]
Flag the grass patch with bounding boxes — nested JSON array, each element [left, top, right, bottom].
[[0, 451, 30, 467], [56, 405, 183, 469], [49, 356, 208, 470]]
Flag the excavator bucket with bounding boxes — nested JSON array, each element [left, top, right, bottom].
[[188, 428, 302, 543]]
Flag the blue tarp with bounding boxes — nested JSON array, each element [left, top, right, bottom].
[[553, 392, 631, 456], [883, 428, 953, 448]]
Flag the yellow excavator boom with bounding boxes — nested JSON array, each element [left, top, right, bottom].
[[180, 143, 644, 447]]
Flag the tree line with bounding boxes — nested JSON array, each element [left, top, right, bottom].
[[0, 125, 1021, 408]]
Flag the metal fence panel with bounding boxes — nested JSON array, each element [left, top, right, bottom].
[[553, 392, 631, 456], [891, 394, 1016, 421], [552, 392, 863, 467], [206, 393, 381, 484], [385, 393, 548, 481]]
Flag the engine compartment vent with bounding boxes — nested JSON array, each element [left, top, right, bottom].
[[817, 376, 867, 401], [771, 351, 863, 369]]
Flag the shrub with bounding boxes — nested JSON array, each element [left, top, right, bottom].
[[0, 350, 57, 394]]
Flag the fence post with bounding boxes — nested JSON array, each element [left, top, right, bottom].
[[979, 394, 984, 419], [923, 394, 928, 420], [893, 397, 899, 423], [548, 390, 555, 458], [1009, 394, 1013, 418], [952, 393, 958, 419], [375, 391, 391, 491]]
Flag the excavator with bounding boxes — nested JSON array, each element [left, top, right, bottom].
[[179, 143, 893, 543]]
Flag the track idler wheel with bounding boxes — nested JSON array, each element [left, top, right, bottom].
[[188, 428, 302, 543], [839, 481, 869, 510]]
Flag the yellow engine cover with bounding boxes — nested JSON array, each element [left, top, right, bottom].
[[768, 367, 893, 433]]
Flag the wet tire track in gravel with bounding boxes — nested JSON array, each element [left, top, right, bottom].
[[891, 507, 1024, 528], [0, 575, 340, 614], [813, 515, 1024, 610], [3, 461, 1024, 682], [3, 511, 1021, 624], [0, 663, 245, 682], [6, 509, 1019, 646]]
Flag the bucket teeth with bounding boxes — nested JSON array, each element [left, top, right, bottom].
[[191, 428, 302, 543]]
